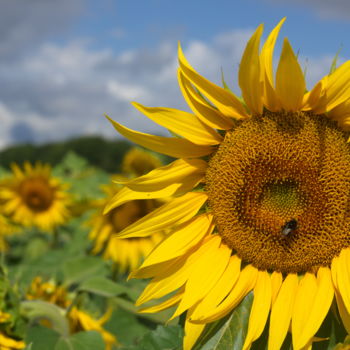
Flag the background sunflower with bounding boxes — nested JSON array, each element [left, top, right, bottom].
[[0, 162, 71, 232], [88, 148, 165, 274]]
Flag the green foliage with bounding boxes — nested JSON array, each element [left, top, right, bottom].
[[121, 325, 183, 350], [193, 293, 253, 350], [25, 326, 105, 350], [2, 143, 349, 350], [0, 136, 131, 173]]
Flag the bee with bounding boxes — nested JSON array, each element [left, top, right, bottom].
[[281, 218, 297, 236]]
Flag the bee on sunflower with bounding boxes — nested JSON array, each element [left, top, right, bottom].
[[104, 18, 350, 350], [0, 162, 71, 232], [88, 148, 164, 274]]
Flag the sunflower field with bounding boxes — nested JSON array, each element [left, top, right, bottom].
[[4, 17, 350, 350], [0, 149, 186, 350]]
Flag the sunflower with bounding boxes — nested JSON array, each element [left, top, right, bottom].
[[121, 147, 162, 177], [89, 148, 164, 273], [26, 277, 117, 350], [104, 18, 350, 350], [0, 312, 25, 350], [0, 333, 25, 350], [0, 162, 70, 231]]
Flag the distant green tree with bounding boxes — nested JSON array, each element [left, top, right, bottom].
[[0, 136, 132, 173]]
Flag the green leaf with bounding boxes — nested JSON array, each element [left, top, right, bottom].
[[104, 308, 149, 346], [124, 325, 183, 350], [54, 331, 105, 350], [78, 276, 130, 297], [25, 325, 61, 350], [62, 256, 108, 286], [193, 292, 253, 350], [20, 301, 69, 337], [313, 305, 347, 350]]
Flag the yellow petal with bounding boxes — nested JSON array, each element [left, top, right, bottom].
[[139, 289, 183, 313], [331, 254, 350, 333], [294, 267, 334, 350], [260, 18, 285, 88], [105, 183, 195, 211], [334, 288, 350, 334], [139, 213, 214, 268], [275, 38, 306, 112], [178, 70, 234, 130], [239, 24, 263, 115], [130, 255, 183, 280], [108, 192, 208, 238], [324, 60, 350, 111], [132, 102, 222, 145], [0, 333, 25, 349], [243, 270, 272, 350], [260, 18, 285, 111], [193, 264, 258, 323], [178, 43, 249, 120], [107, 115, 213, 159], [268, 273, 298, 350], [190, 255, 241, 320], [116, 158, 207, 192], [136, 236, 221, 305], [302, 80, 327, 113], [271, 271, 282, 305], [328, 99, 350, 131], [184, 314, 206, 350], [172, 243, 231, 319], [292, 273, 317, 350], [333, 248, 350, 314]]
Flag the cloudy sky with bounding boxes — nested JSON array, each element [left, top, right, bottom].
[[1, 0, 350, 149]]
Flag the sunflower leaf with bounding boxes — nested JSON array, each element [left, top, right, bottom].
[[193, 292, 253, 350], [54, 331, 104, 350], [25, 325, 61, 350], [20, 301, 69, 337], [121, 325, 183, 350], [78, 276, 129, 297], [62, 256, 108, 286]]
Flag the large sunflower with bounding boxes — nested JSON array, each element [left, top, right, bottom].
[[105, 19, 350, 350], [0, 162, 70, 231], [89, 148, 164, 273]]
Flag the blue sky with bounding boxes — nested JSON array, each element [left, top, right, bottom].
[[1, 0, 350, 148]]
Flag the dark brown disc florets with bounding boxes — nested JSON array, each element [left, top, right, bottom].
[[206, 111, 350, 273]]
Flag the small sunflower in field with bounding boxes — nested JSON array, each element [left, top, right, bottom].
[[89, 148, 164, 273], [0, 162, 70, 231], [105, 18, 350, 350], [121, 147, 162, 177], [26, 277, 117, 350], [0, 311, 25, 350]]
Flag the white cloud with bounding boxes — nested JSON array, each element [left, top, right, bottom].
[[106, 80, 150, 102], [0, 25, 342, 150]]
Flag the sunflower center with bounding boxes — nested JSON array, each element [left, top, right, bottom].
[[19, 177, 54, 212], [206, 111, 350, 273]]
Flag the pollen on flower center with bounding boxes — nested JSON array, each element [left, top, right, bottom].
[[206, 111, 350, 273]]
